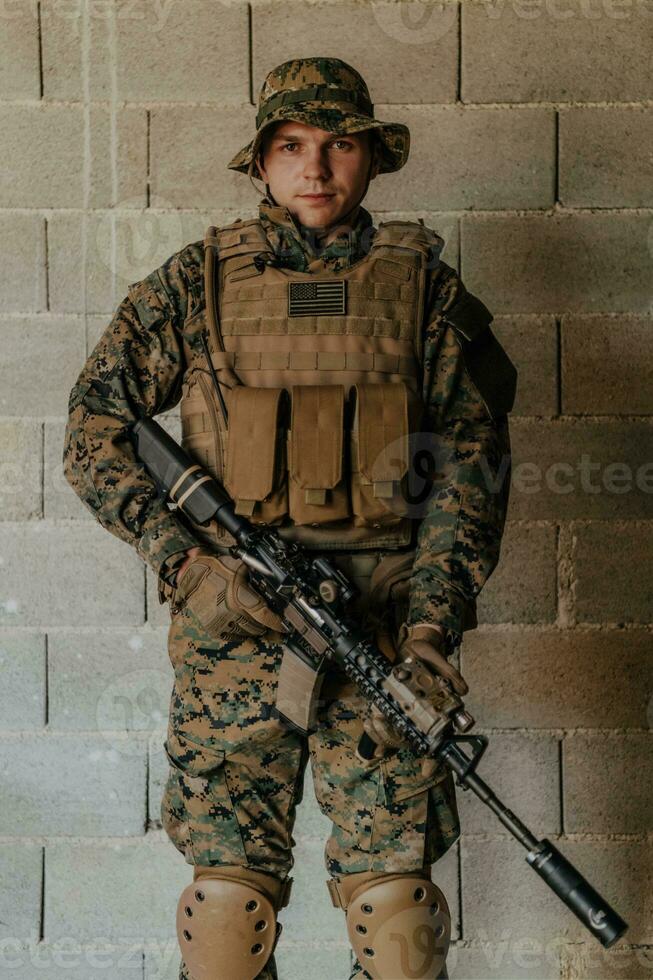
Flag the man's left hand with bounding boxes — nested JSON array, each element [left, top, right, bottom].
[[361, 623, 468, 778]]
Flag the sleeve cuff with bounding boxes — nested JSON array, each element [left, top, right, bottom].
[[407, 580, 477, 639], [136, 512, 201, 578]]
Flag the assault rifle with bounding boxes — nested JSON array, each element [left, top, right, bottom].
[[132, 415, 627, 948]]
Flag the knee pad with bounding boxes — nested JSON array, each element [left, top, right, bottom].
[[177, 865, 292, 980], [327, 869, 451, 980]]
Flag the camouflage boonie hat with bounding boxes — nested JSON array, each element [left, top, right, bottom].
[[227, 57, 410, 180]]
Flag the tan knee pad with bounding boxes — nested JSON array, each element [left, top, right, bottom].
[[327, 869, 451, 980], [177, 865, 292, 980]]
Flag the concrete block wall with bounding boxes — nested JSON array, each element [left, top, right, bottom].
[[1, 1, 651, 977]]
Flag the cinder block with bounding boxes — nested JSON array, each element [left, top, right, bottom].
[[457, 733, 560, 837], [48, 211, 234, 315], [87, 105, 148, 210], [448, 939, 558, 979], [507, 419, 653, 520], [0, 632, 46, 730], [49, 628, 170, 731], [366, 107, 555, 212], [461, 627, 653, 730], [0, 419, 42, 520], [0, 105, 84, 208], [0, 316, 85, 418], [42, 0, 248, 102], [0, 733, 146, 836], [461, 213, 653, 314], [41, 0, 111, 100], [0, 523, 145, 628], [0, 843, 42, 940], [573, 522, 653, 624], [117, 0, 248, 102], [491, 317, 558, 417], [560, 107, 653, 208], [253, 1, 459, 104], [462, 2, 653, 102], [564, 733, 653, 835], [0, 0, 40, 97], [561, 316, 653, 416], [462, 839, 651, 944], [45, 839, 190, 943], [560, 942, 653, 980], [0, 214, 46, 313], [48, 212, 128, 314], [476, 523, 558, 625], [150, 106, 257, 211]]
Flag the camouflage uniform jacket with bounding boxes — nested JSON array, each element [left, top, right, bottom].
[[63, 195, 512, 644]]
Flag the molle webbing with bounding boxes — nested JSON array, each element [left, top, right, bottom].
[[177, 217, 442, 551]]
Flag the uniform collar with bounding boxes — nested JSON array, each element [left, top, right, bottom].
[[258, 194, 375, 273]]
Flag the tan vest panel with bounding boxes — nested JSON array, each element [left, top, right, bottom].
[[178, 217, 443, 553]]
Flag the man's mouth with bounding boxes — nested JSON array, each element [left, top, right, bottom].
[[300, 193, 334, 199]]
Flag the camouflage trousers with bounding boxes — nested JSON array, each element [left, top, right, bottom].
[[160, 552, 460, 980]]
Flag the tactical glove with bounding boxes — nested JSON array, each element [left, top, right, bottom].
[[361, 624, 468, 778], [170, 548, 287, 640]]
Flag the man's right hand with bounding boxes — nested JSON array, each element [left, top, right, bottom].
[[172, 548, 288, 640]]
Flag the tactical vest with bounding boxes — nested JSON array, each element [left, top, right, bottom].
[[176, 216, 443, 554]]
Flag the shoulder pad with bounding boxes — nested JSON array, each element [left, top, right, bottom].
[[374, 220, 444, 262], [442, 289, 493, 342], [177, 240, 205, 299], [206, 220, 269, 261], [443, 289, 517, 419]]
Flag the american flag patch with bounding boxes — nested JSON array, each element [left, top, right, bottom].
[[288, 280, 346, 317]]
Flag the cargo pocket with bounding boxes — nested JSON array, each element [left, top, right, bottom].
[[162, 730, 248, 866], [350, 382, 422, 528], [370, 750, 452, 866], [287, 385, 351, 526], [224, 386, 289, 524]]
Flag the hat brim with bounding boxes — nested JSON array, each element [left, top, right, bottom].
[[227, 106, 410, 179]]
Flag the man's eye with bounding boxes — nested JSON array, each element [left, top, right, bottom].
[[282, 142, 298, 151]]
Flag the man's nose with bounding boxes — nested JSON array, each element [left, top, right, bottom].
[[302, 146, 331, 179]]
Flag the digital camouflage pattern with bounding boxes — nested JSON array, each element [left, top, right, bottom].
[[63, 193, 510, 635], [63, 191, 510, 980], [164, 575, 459, 980], [227, 57, 410, 180]]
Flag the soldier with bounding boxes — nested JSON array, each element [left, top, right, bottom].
[[63, 58, 516, 980]]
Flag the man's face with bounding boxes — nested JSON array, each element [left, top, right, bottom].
[[255, 120, 380, 236]]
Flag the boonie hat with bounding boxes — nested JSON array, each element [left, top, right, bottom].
[[227, 57, 410, 180]]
